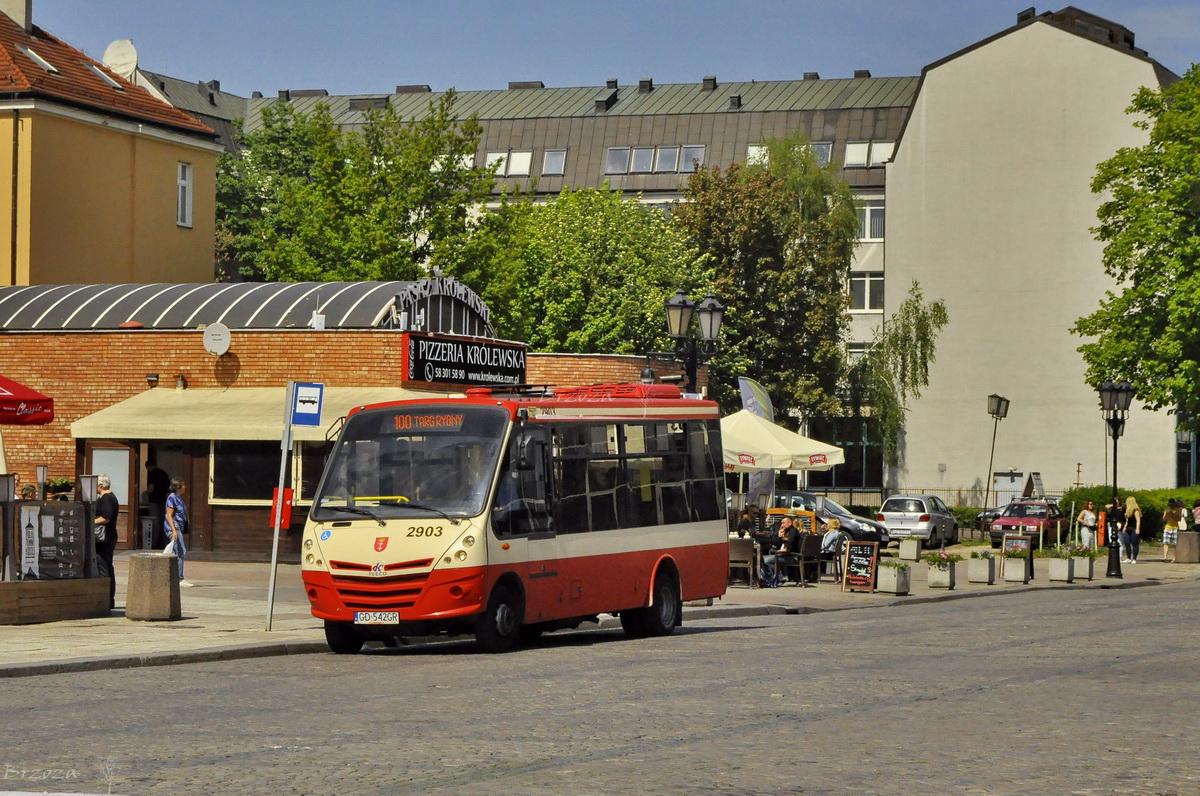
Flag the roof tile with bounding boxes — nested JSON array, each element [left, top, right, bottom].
[[0, 14, 214, 138]]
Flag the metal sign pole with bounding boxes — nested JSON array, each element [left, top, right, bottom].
[[265, 381, 296, 631]]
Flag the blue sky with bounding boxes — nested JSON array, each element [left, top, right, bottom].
[[36, 1, 1198, 98]]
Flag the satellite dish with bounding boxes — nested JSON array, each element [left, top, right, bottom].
[[102, 39, 139, 80], [202, 322, 232, 356]]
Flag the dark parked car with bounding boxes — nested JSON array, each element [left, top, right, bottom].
[[769, 490, 891, 546], [988, 499, 1068, 547], [975, 505, 1005, 533]]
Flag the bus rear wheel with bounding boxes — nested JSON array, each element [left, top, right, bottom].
[[324, 620, 365, 654], [621, 571, 680, 639], [476, 585, 520, 653]]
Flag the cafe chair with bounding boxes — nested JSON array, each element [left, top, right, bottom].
[[727, 537, 760, 588], [783, 534, 824, 587]]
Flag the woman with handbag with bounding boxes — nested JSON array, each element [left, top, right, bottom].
[[164, 478, 192, 587], [93, 474, 120, 610]]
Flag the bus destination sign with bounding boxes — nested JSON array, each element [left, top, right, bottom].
[[394, 412, 465, 432], [403, 332, 526, 389]]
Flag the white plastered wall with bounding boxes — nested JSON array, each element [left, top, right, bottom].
[[885, 21, 1177, 498]]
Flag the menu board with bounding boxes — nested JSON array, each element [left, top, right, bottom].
[[19, 502, 88, 580], [842, 541, 879, 593], [1002, 533, 1035, 581]]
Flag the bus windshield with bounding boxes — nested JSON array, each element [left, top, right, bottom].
[[311, 404, 509, 521]]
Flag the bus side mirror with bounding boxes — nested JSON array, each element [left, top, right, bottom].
[[516, 434, 538, 471]]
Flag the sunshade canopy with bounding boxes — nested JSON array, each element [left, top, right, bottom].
[[720, 409, 844, 472], [71, 386, 458, 442], [0, 374, 53, 425]]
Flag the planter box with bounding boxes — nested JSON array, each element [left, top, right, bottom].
[[1048, 557, 1075, 583], [899, 539, 922, 561], [877, 566, 910, 595], [968, 557, 996, 584], [0, 578, 110, 625], [1177, 531, 1200, 564], [1002, 558, 1029, 584], [1072, 556, 1095, 580], [927, 562, 955, 589]]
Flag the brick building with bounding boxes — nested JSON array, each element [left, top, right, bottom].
[[0, 278, 670, 559]]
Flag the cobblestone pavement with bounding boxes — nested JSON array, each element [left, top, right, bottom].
[[0, 578, 1197, 795]]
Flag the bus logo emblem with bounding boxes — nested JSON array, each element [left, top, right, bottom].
[[374, 537, 389, 552]]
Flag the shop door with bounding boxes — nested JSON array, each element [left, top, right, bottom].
[[85, 442, 134, 549]]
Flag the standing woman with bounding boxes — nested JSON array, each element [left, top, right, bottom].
[[93, 474, 120, 610], [165, 478, 193, 587], [1076, 500, 1098, 549], [1122, 496, 1142, 564], [1162, 498, 1180, 563]]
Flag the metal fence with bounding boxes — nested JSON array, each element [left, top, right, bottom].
[[805, 486, 1068, 511]]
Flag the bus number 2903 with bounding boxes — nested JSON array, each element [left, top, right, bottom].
[[407, 526, 444, 537]]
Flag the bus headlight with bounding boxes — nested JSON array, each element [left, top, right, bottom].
[[304, 538, 314, 549], [455, 550, 468, 561], [462, 535, 475, 547], [305, 553, 314, 564]]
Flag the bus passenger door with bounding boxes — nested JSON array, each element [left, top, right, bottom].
[[492, 427, 560, 623]]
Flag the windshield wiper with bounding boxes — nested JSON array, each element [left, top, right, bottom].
[[330, 505, 385, 526], [402, 502, 460, 524]]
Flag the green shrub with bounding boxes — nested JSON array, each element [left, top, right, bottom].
[[950, 506, 981, 530]]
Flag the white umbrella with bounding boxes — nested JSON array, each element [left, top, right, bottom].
[[720, 409, 845, 472]]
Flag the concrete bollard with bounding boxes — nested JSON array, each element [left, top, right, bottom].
[[899, 538, 922, 561], [125, 553, 181, 621]]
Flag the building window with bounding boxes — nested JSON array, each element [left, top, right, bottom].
[[849, 272, 884, 311], [630, 147, 655, 173], [856, 200, 885, 240], [16, 45, 58, 74], [847, 342, 871, 361], [212, 441, 286, 501], [543, 149, 566, 175], [680, 145, 706, 172], [176, 162, 192, 228], [506, 150, 532, 177], [844, 142, 870, 168], [606, 147, 631, 174], [746, 145, 768, 166], [811, 142, 832, 166], [487, 150, 533, 177], [869, 141, 895, 166], [654, 146, 679, 172]]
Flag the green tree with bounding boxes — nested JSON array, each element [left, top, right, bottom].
[[673, 133, 858, 420], [445, 187, 710, 352], [1074, 65, 1200, 426], [848, 281, 950, 466], [217, 90, 494, 282]]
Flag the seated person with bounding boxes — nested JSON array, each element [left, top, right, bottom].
[[821, 517, 845, 553], [761, 512, 801, 585], [736, 503, 760, 538]]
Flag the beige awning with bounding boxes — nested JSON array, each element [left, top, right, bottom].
[[71, 386, 460, 442]]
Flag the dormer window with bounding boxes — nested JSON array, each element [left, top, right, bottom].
[[16, 45, 58, 74], [87, 63, 124, 90]]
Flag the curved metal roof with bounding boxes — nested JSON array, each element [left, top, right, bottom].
[[0, 282, 421, 331]]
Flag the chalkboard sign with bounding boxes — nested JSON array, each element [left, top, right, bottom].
[[1002, 533, 1035, 581], [842, 541, 879, 593]]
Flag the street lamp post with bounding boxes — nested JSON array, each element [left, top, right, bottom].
[[1098, 378, 1134, 579], [985, 394, 1010, 511], [645, 290, 725, 394]]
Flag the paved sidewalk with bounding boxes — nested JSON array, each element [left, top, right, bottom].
[[0, 549, 1194, 677]]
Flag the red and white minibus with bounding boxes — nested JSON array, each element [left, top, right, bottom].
[[301, 382, 729, 653]]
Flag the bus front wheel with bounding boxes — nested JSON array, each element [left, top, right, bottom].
[[324, 620, 365, 654], [476, 585, 521, 653]]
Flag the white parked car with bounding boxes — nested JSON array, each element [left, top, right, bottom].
[[877, 494, 958, 548]]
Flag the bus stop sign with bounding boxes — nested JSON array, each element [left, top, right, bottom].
[[292, 382, 324, 427]]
